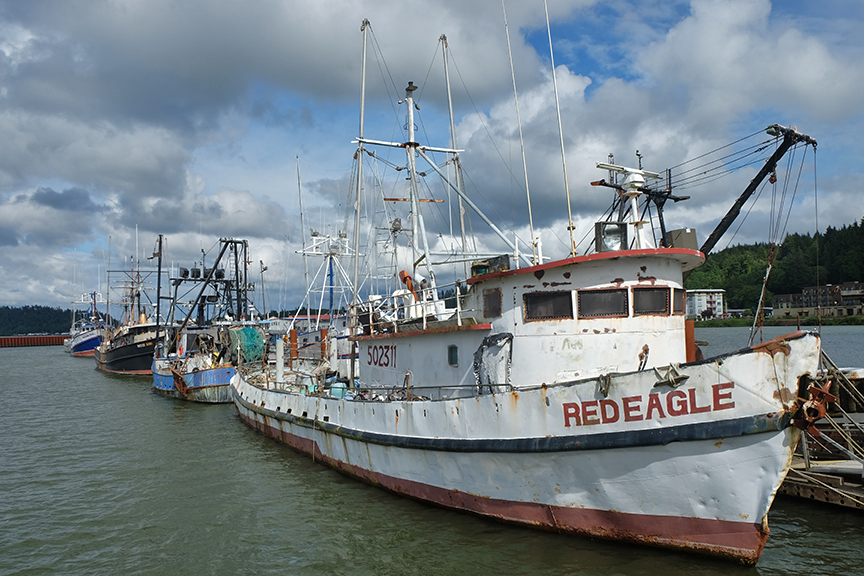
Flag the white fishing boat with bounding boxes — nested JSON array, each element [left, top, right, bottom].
[[232, 29, 828, 564], [66, 291, 105, 357]]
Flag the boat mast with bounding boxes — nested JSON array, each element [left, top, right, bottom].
[[403, 82, 436, 284], [154, 234, 163, 346], [595, 162, 663, 249], [297, 157, 313, 327], [352, 19, 368, 305], [350, 18, 369, 388], [440, 34, 470, 278], [544, 0, 577, 256], [358, 89, 534, 269], [106, 235, 111, 330], [415, 147, 533, 266], [502, 1, 538, 265]]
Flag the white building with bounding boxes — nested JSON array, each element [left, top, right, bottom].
[[686, 289, 725, 319]]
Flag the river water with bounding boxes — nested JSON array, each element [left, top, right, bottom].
[[1, 326, 862, 575]]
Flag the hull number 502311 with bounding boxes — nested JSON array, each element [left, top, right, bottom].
[[367, 344, 396, 368]]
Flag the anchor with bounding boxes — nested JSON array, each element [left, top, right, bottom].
[[653, 363, 690, 388]]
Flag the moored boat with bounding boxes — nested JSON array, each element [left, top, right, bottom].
[[95, 318, 163, 374], [152, 238, 263, 402], [152, 325, 236, 403], [67, 292, 105, 357], [231, 33, 827, 564], [95, 235, 169, 375]]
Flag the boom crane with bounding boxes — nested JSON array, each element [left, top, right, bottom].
[[699, 124, 817, 258]]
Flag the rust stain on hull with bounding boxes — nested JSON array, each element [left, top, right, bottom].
[[236, 400, 770, 565]]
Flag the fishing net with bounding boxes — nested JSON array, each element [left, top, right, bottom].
[[229, 326, 265, 362]]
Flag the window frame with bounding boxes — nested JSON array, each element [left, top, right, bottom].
[[672, 288, 686, 316], [523, 290, 575, 322], [633, 286, 671, 316], [483, 288, 503, 319], [577, 288, 629, 319]]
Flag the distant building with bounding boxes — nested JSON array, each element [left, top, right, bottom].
[[686, 289, 725, 320], [773, 281, 864, 317]]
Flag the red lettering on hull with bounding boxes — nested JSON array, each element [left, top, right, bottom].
[[561, 384, 736, 427]]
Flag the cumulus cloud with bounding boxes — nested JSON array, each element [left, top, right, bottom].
[[0, 0, 860, 307]]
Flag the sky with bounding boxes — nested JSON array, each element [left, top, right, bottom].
[[1, 0, 862, 315]]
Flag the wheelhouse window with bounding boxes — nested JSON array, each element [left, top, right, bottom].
[[524, 291, 574, 321], [578, 289, 628, 318], [672, 288, 686, 315], [633, 287, 670, 316], [484, 288, 502, 318]]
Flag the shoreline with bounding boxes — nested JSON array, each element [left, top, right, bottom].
[[693, 316, 864, 327]]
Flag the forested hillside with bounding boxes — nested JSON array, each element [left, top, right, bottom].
[[684, 218, 864, 309], [0, 306, 71, 336]]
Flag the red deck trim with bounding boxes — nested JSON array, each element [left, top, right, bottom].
[[351, 322, 492, 341], [237, 408, 767, 563], [467, 248, 704, 284]]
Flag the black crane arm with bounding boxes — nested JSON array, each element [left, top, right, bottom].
[[699, 124, 816, 257]]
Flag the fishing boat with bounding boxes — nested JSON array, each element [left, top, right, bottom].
[[67, 291, 105, 357], [152, 323, 254, 403], [95, 236, 170, 375], [152, 238, 263, 403], [232, 32, 828, 564]]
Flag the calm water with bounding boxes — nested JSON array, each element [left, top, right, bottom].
[[2, 327, 862, 576]]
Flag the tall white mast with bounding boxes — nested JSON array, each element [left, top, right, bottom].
[[440, 34, 470, 279], [502, 1, 538, 265], [403, 82, 436, 284], [350, 18, 370, 387], [297, 156, 312, 326], [544, 0, 577, 256], [352, 19, 369, 304]]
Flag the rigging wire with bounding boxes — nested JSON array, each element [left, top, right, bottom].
[[668, 128, 766, 170], [814, 148, 821, 333], [441, 47, 537, 255], [672, 141, 774, 190]]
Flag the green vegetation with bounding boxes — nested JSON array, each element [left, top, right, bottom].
[[695, 315, 864, 327], [685, 218, 864, 309], [0, 305, 72, 336]]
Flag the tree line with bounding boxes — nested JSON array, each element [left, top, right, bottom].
[[684, 218, 864, 310], [0, 305, 72, 336]]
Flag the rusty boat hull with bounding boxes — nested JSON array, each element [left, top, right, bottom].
[[153, 356, 234, 403], [232, 330, 820, 564]]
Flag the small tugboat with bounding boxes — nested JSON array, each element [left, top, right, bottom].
[[152, 238, 264, 403], [232, 30, 828, 564]]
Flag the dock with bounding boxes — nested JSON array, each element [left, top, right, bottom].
[[0, 335, 68, 347], [778, 356, 864, 511], [779, 460, 864, 510]]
